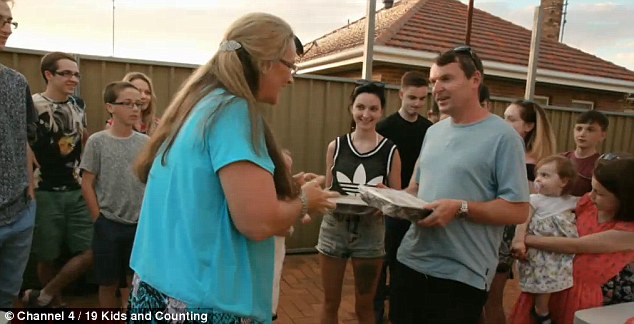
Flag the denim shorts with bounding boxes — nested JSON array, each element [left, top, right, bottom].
[[0, 199, 36, 308], [316, 213, 385, 259]]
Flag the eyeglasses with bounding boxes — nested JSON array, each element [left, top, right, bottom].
[[599, 153, 621, 161], [110, 102, 143, 109], [53, 70, 81, 79], [1, 18, 18, 31], [453, 45, 483, 74], [279, 58, 298, 75]]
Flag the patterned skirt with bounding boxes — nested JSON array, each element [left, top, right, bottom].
[[128, 275, 264, 324]]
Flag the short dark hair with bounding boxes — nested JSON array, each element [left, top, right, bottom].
[[400, 71, 428, 89], [479, 85, 490, 104], [535, 155, 577, 195], [40, 52, 77, 83], [103, 81, 138, 104], [576, 110, 609, 131], [594, 156, 634, 221], [435, 47, 484, 79]]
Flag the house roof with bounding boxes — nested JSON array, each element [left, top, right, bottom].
[[300, 0, 634, 83]]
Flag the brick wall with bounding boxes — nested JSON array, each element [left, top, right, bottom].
[[320, 65, 626, 112]]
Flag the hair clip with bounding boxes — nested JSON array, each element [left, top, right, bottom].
[[219, 40, 242, 52]]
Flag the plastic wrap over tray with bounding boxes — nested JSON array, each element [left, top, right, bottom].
[[358, 185, 432, 221], [328, 195, 379, 216]]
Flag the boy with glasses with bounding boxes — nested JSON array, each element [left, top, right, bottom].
[[80, 82, 148, 309], [22, 51, 93, 307], [0, 0, 38, 309]]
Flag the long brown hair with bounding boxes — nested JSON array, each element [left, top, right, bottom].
[[134, 12, 298, 199], [512, 100, 557, 162], [122, 72, 157, 135]]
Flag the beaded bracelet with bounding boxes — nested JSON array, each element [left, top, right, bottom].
[[299, 189, 308, 219]]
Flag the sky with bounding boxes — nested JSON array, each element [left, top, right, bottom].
[[5, 0, 634, 71]]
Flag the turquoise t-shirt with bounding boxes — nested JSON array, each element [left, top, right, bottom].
[[130, 89, 275, 323], [397, 114, 529, 290]]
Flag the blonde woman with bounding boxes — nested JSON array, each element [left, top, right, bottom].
[[128, 13, 337, 323], [122, 72, 159, 135], [482, 99, 557, 324]]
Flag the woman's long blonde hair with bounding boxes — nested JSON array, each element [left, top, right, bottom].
[[512, 100, 557, 162], [134, 12, 298, 198], [122, 71, 157, 135]]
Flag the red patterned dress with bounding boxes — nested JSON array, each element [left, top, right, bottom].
[[511, 194, 634, 324]]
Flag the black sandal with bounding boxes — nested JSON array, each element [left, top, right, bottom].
[[531, 306, 554, 324]]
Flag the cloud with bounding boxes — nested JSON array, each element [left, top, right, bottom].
[[613, 52, 634, 70]]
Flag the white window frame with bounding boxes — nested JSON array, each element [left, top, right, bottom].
[[571, 99, 595, 110], [533, 95, 550, 106]]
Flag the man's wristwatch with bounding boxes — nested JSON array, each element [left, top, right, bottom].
[[456, 200, 469, 219]]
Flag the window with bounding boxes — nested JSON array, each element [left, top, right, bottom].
[[571, 100, 595, 110], [533, 95, 550, 106]]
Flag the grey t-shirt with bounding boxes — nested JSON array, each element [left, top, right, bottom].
[[397, 114, 529, 290], [80, 130, 149, 224]]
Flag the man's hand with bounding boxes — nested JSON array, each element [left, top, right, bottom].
[[417, 199, 462, 227]]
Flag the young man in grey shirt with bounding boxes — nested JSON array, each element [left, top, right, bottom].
[[80, 81, 148, 309]]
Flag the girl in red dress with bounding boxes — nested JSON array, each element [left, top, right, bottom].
[[511, 155, 634, 324]]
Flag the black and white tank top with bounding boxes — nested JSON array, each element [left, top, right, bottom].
[[329, 133, 397, 196]]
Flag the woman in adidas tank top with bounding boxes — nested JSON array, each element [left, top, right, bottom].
[[317, 82, 401, 324]]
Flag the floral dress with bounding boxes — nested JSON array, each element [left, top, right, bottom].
[[518, 194, 579, 294], [511, 194, 634, 324]]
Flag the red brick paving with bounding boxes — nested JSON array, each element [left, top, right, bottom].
[[276, 254, 521, 324], [59, 253, 521, 323]]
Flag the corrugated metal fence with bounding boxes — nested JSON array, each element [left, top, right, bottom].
[[2, 49, 633, 250]]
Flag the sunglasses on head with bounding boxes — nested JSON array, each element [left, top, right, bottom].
[[453, 45, 483, 74], [599, 153, 621, 161], [352, 80, 386, 97], [355, 79, 385, 88]]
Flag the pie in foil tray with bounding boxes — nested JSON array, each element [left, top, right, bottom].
[[358, 185, 433, 221], [328, 195, 379, 216]]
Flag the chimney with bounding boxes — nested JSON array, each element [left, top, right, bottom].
[[540, 0, 564, 41], [384, 0, 394, 9]]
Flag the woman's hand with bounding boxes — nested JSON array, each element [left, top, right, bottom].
[[293, 172, 319, 186], [300, 214, 312, 224], [301, 176, 339, 216]]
